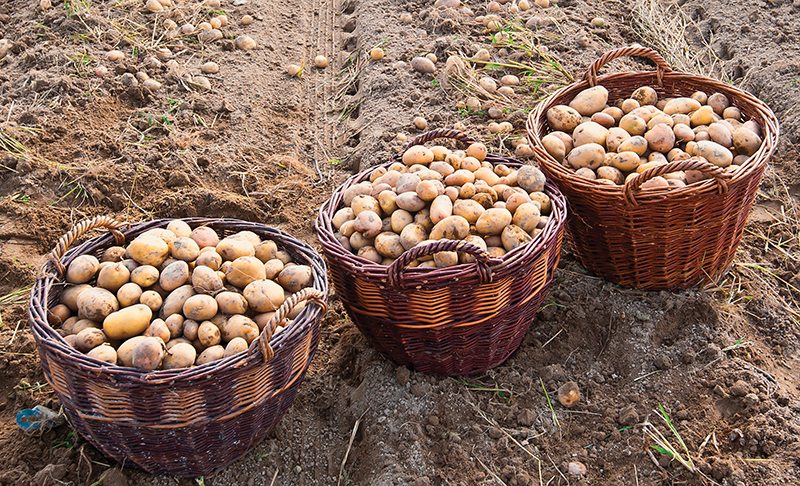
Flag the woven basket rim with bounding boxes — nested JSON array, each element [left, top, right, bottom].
[[315, 130, 568, 287], [28, 217, 328, 384], [526, 48, 780, 205]]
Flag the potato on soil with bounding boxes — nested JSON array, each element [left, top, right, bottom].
[[132, 336, 165, 371], [128, 234, 170, 267], [159, 284, 196, 319], [66, 255, 100, 284], [87, 345, 118, 365], [77, 287, 120, 322], [75, 327, 107, 353], [277, 265, 313, 293], [224, 337, 249, 358], [162, 342, 197, 370], [243, 279, 285, 313], [195, 345, 225, 366], [226, 256, 267, 288], [183, 294, 219, 321], [103, 304, 152, 340], [170, 236, 201, 262]]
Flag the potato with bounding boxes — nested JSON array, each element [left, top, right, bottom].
[[644, 124, 676, 153], [475, 208, 513, 236], [183, 319, 201, 341], [662, 97, 702, 115], [706, 122, 732, 148], [164, 314, 184, 339], [189, 226, 220, 249], [162, 342, 197, 370], [226, 256, 267, 288], [620, 98, 640, 114], [540, 134, 566, 161], [103, 304, 152, 340], [214, 291, 248, 314], [546, 105, 582, 132], [732, 127, 762, 156], [128, 234, 170, 267], [641, 176, 670, 190], [224, 337, 249, 358], [618, 114, 647, 136], [353, 211, 383, 239], [216, 237, 255, 262], [263, 259, 284, 280], [429, 215, 470, 240], [132, 336, 165, 370], [66, 255, 100, 284], [444, 169, 476, 187], [432, 251, 458, 268], [141, 318, 169, 343], [501, 224, 533, 252], [196, 345, 225, 366], [75, 327, 107, 353], [690, 105, 715, 127], [376, 190, 399, 216], [402, 145, 434, 166], [349, 232, 374, 252], [101, 246, 126, 263], [415, 180, 444, 202], [197, 321, 222, 347], [277, 265, 313, 293], [159, 284, 196, 319], [87, 345, 118, 365], [597, 166, 624, 185], [128, 266, 157, 288], [251, 241, 278, 264], [96, 262, 131, 293], [695, 140, 733, 167], [77, 287, 120, 322], [388, 209, 413, 234], [60, 284, 92, 312], [157, 260, 189, 292], [572, 121, 609, 148], [706, 92, 730, 115], [70, 318, 101, 335], [166, 219, 192, 237], [395, 193, 426, 212], [512, 203, 541, 233], [400, 223, 428, 250], [183, 294, 218, 321], [630, 86, 657, 106], [617, 136, 648, 156], [575, 167, 596, 180], [430, 161, 455, 178], [447, 199, 482, 224], [48, 303, 72, 327], [517, 165, 546, 193], [139, 290, 163, 312], [190, 265, 223, 294], [568, 86, 608, 116], [117, 282, 143, 307], [222, 315, 260, 343], [117, 336, 148, 367], [343, 182, 373, 207], [566, 143, 605, 170], [243, 279, 285, 312]]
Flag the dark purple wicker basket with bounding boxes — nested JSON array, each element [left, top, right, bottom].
[[28, 216, 328, 477], [316, 129, 567, 376]]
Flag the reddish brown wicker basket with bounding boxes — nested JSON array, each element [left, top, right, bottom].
[[28, 216, 328, 477], [526, 46, 780, 290], [316, 129, 567, 376]]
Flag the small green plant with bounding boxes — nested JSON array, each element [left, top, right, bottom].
[[452, 377, 512, 404], [644, 404, 696, 472], [52, 431, 77, 450]]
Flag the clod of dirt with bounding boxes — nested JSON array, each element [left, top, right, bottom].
[[411, 56, 436, 74], [730, 380, 753, 397], [32, 464, 68, 485], [557, 381, 580, 407], [120, 73, 138, 87], [396, 366, 410, 386], [617, 405, 639, 426], [98, 467, 129, 486], [235, 35, 257, 50], [199, 29, 223, 43], [568, 462, 587, 476], [400, 12, 413, 23], [181, 23, 194, 34]]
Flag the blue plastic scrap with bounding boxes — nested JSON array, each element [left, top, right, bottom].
[[16, 405, 64, 432]]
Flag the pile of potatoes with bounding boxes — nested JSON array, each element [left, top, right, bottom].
[[48, 222, 314, 371], [331, 143, 553, 267], [541, 84, 764, 189]]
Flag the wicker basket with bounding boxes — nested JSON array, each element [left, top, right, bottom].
[[526, 46, 780, 290], [316, 129, 567, 376], [28, 216, 328, 477]]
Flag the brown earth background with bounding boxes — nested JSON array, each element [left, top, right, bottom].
[[1, 0, 800, 485]]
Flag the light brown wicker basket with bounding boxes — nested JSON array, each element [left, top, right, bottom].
[[526, 46, 780, 290]]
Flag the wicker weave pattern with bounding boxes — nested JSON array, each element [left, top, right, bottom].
[[526, 46, 780, 290], [317, 129, 566, 376], [28, 217, 328, 477]]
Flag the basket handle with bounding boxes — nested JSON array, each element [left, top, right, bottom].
[[581, 46, 673, 88], [393, 129, 477, 164], [45, 216, 129, 279], [387, 239, 500, 289], [622, 158, 732, 206], [251, 287, 327, 364]]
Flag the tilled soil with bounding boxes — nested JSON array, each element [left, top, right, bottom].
[[1, 0, 799, 485]]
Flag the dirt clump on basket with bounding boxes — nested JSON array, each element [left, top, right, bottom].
[[1, 0, 800, 484]]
